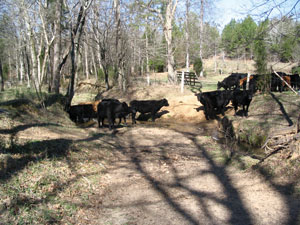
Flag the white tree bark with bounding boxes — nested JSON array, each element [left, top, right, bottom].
[[185, 0, 190, 72], [199, 0, 204, 77], [146, 16, 150, 85], [146, 0, 178, 83], [84, 37, 90, 79]]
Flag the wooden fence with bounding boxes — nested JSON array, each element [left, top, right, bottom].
[[176, 71, 202, 87]]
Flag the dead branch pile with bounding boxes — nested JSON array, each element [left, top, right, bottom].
[[261, 125, 300, 162]]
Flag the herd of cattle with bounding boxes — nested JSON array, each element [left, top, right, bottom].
[[67, 98, 169, 129], [67, 72, 299, 128], [197, 72, 299, 120]]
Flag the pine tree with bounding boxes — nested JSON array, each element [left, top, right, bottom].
[[254, 19, 269, 92]]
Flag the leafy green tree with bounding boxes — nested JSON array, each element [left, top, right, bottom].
[[221, 19, 239, 57], [193, 57, 203, 76], [254, 19, 270, 92], [280, 35, 295, 62], [238, 16, 257, 58], [222, 16, 257, 59]]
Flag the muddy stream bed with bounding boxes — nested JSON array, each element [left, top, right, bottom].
[[78, 118, 299, 225], [85, 118, 265, 161]]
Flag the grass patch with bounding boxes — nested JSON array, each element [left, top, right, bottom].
[[0, 87, 112, 224]]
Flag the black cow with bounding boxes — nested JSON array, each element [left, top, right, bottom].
[[231, 89, 252, 117], [217, 73, 247, 90], [130, 98, 169, 123], [290, 74, 300, 90], [97, 99, 133, 129], [271, 72, 288, 92], [67, 104, 96, 123], [242, 75, 259, 94], [195, 90, 232, 120], [101, 98, 135, 125]]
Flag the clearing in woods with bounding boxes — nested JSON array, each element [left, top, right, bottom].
[[0, 79, 300, 224]]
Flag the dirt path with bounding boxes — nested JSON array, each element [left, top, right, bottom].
[[75, 124, 299, 225]]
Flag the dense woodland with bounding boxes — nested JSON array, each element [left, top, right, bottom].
[[0, 0, 299, 100]]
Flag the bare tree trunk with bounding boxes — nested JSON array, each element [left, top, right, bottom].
[[0, 58, 4, 91], [214, 46, 217, 73], [24, 47, 31, 88], [199, 0, 204, 77], [84, 36, 90, 79], [19, 50, 24, 85], [164, 0, 177, 82], [91, 46, 98, 80], [8, 53, 12, 82], [138, 46, 141, 76], [66, 30, 76, 111], [145, 0, 177, 83], [52, 0, 62, 94], [131, 37, 135, 75], [185, 0, 190, 72], [15, 51, 19, 84], [145, 16, 150, 85], [65, 1, 92, 109], [96, 41, 103, 70], [114, 0, 124, 91]]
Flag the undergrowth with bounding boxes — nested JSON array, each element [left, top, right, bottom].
[[0, 87, 111, 224]]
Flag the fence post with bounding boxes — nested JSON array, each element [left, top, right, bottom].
[[246, 72, 250, 90], [181, 71, 184, 93]]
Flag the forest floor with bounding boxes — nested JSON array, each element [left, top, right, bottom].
[[0, 74, 300, 224]]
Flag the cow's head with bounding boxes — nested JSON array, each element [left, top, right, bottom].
[[122, 102, 129, 110], [217, 81, 222, 90], [162, 98, 169, 107], [194, 93, 202, 102]]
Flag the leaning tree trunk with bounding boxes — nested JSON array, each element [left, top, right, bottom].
[[65, 31, 76, 111], [64, 1, 92, 111]]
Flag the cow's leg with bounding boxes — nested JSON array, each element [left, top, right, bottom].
[[245, 104, 250, 117], [111, 117, 115, 129], [234, 104, 238, 116], [123, 116, 127, 125], [203, 106, 209, 120], [98, 116, 101, 128], [131, 112, 136, 124], [208, 105, 216, 120], [107, 114, 113, 130], [242, 105, 246, 117], [118, 117, 122, 125], [220, 106, 225, 116], [204, 112, 209, 120], [151, 110, 157, 122]]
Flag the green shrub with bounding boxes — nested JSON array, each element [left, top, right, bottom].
[[97, 68, 105, 80], [149, 58, 165, 72], [292, 65, 300, 75], [256, 74, 271, 93], [193, 57, 203, 76]]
